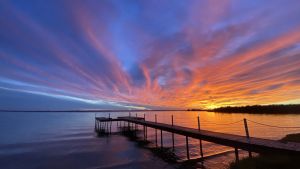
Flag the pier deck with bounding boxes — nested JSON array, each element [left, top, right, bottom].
[[95, 116, 300, 157]]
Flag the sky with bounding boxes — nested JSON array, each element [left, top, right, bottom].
[[1, 0, 300, 110]]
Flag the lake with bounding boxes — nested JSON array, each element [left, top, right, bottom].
[[1, 111, 300, 169]]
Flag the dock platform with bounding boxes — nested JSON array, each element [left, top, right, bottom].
[[95, 116, 300, 161]]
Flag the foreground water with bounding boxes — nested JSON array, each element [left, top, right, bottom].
[[1, 111, 300, 169]]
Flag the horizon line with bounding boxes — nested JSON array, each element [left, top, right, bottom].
[[0, 109, 201, 113]]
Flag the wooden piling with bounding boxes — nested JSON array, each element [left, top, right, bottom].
[[106, 121, 109, 133], [244, 118, 252, 157], [155, 114, 157, 147], [144, 114, 148, 140], [128, 112, 131, 130], [109, 114, 112, 134], [171, 115, 175, 150], [110, 120, 112, 134], [161, 130, 163, 148], [143, 114, 146, 140], [198, 116, 204, 158], [95, 120, 98, 131], [235, 148, 239, 162], [94, 113, 96, 131], [135, 113, 138, 131], [186, 136, 190, 160]]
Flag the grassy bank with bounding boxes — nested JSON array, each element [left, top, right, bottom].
[[229, 133, 300, 169]]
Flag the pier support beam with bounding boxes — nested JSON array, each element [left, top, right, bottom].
[[95, 120, 97, 131], [109, 114, 112, 134], [128, 119, 130, 130], [186, 136, 190, 160], [171, 115, 175, 150], [155, 114, 158, 147], [244, 118, 252, 158], [235, 148, 239, 162], [145, 125, 147, 140], [161, 130, 163, 148], [135, 113, 138, 137], [143, 114, 146, 140], [197, 115, 204, 158], [109, 121, 112, 134]]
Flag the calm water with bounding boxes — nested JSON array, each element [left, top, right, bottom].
[[1, 111, 300, 169]]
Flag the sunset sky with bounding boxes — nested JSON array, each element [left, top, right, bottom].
[[1, 0, 300, 110]]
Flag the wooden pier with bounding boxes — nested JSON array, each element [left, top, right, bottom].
[[95, 116, 300, 161]]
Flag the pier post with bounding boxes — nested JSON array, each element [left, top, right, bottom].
[[155, 114, 157, 147], [171, 115, 175, 150], [161, 130, 163, 148], [143, 114, 146, 140], [95, 120, 99, 132], [95, 118, 96, 130], [197, 115, 204, 158], [244, 118, 252, 158], [109, 121, 112, 134], [135, 113, 138, 131], [100, 121, 102, 132], [134, 113, 137, 137], [186, 136, 190, 160], [235, 148, 239, 162], [144, 114, 148, 140], [102, 121, 104, 132], [109, 114, 112, 134], [128, 112, 131, 130], [94, 113, 96, 131], [106, 121, 108, 134], [132, 121, 134, 130], [127, 121, 130, 130]]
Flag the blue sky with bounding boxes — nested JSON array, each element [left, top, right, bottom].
[[1, 0, 300, 110]]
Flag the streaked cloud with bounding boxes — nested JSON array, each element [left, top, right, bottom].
[[1, 0, 300, 109]]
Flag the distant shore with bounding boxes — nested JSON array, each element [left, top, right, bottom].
[[209, 104, 300, 114]]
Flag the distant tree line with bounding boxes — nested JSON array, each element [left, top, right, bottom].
[[208, 104, 300, 114], [187, 108, 205, 111]]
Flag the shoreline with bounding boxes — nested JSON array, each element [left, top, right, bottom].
[[208, 104, 300, 114]]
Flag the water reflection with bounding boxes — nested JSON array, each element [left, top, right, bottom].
[[0, 111, 299, 169]]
